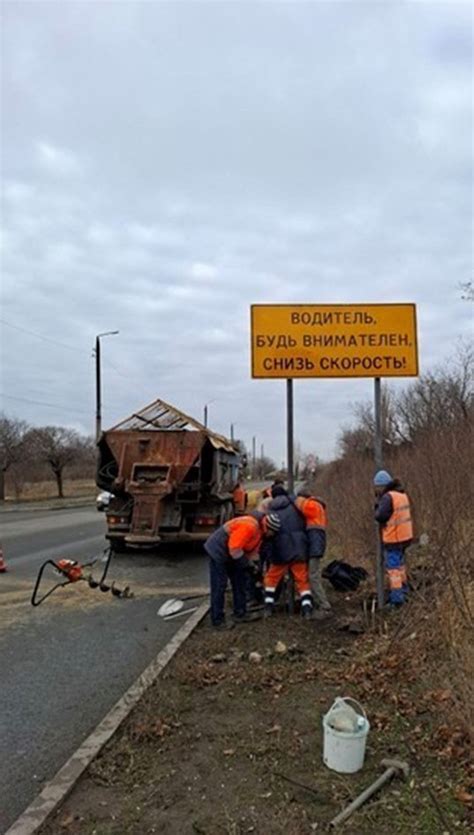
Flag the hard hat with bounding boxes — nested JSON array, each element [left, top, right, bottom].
[[373, 469, 393, 486]]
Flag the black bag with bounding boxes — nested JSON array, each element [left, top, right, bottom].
[[322, 560, 368, 592]]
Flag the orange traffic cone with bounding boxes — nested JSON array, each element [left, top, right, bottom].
[[0, 546, 7, 573]]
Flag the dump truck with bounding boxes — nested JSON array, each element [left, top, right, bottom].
[[96, 398, 241, 551]]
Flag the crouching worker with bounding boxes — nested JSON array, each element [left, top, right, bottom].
[[374, 470, 413, 608], [295, 489, 331, 612], [263, 487, 313, 619], [205, 512, 281, 630]]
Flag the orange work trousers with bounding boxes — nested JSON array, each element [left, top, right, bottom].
[[264, 561, 312, 608]]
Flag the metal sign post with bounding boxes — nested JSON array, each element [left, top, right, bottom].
[[287, 378, 294, 494], [374, 377, 385, 609]]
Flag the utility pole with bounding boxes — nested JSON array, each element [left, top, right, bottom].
[[203, 399, 216, 430], [252, 435, 256, 479], [230, 423, 235, 442], [95, 330, 119, 441]]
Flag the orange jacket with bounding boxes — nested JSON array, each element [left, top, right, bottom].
[[381, 491, 413, 545], [294, 496, 327, 530], [224, 515, 262, 559]]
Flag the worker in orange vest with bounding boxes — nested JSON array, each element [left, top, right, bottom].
[[294, 489, 331, 612], [232, 482, 247, 515], [263, 486, 314, 619], [374, 470, 413, 607], [205, 513, 281, 629]]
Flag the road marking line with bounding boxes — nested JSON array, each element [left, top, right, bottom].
[[4, 600, 209, 835]]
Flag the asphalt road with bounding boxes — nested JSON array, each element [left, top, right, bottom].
[[0, 507, 209, 833]]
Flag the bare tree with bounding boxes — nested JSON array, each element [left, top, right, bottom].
[[28, 426, 81, 498], [0, 414, 29, 501], [396, 344, 473, 443], [459, 280, 474, 302], [254, 455, 277, 479]]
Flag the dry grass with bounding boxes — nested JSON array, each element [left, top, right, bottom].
[[316, 417, 474, 743], [4, 478, 96, 501]]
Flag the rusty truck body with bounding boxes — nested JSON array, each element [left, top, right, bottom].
[[96, 398, 241, 550]]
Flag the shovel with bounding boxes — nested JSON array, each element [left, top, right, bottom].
[[157, 594, 206, 620]]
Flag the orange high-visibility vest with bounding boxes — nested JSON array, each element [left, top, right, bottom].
[[224, 516, 262, 557], [295, 496, 327, 529], [382, 491, 413, 544]]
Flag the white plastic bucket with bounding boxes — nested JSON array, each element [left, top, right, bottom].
[[322, 697, 370, 774]]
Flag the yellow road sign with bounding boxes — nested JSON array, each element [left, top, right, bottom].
[[251, 303, 418, 378]]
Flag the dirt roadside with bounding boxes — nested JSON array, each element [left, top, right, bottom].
[[40, 589, 472, 835]]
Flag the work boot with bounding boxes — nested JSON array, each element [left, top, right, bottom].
[[264, 604, 274, 619], [233, 611, 262, 624], [246, 600, 264, 612], [302, 606, 313, 620], [384, 602, 403, 614], [312, 609, 329, 621], [212, 620, 235, 631]]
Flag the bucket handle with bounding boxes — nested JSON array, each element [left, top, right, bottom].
[[338, 697, 367, 720]]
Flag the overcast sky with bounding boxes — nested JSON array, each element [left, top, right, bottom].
[[1, 1, 472, 463]]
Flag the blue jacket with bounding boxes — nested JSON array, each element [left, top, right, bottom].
[[266, 495, 309, 564]]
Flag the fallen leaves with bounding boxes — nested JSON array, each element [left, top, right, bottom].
[[130, 718, 171, 741], [266, 724, 282, 735], [454, 787, 474, 805], [425, 689, 453, 703]]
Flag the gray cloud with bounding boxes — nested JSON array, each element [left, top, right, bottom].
[[1, 1, 472, 461]]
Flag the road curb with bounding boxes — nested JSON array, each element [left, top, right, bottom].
[[0, 499, 95, 514], [5, 601, 209, 835]]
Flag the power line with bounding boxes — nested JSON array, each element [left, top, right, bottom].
[[0, 319, 88, 355], [1, 318, 131, 380], [0, 392, 91, 415]]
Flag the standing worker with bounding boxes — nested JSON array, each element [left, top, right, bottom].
[[374, 470, 413, 607], [294, 489, 331, 612], [205, 512, 281, 630], [263, 487, 314, 619], [232, 482, 247, 516], [258, 479, 285, 512]]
